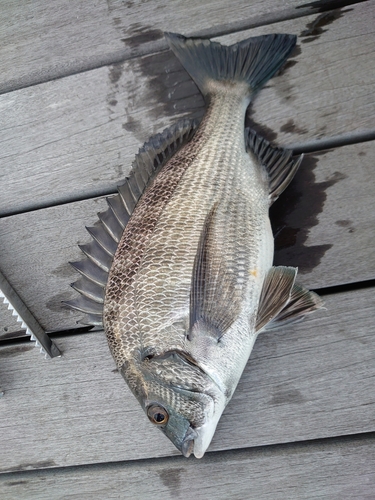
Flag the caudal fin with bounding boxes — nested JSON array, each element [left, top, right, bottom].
[[165, 32, 296, 99]]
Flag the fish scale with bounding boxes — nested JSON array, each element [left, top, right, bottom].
[[105, 136, 204, 364], [67, 32, 323, 458], [131, 113, 259, 353]]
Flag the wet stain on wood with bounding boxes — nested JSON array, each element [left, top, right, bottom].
[[335, 219, 351, 227], [295, 0, 358, 13], [122, 116, 143, 134], [0, 344, 34, 357], [121, 23, 163, 48], [280, 119, 308, 135], [300, 8, 353, 43], [335, 219, 355, 233], [246, 115, 278, 143], [52, 263, 75, 279], [270, 388, 306, 406], [46, 292, 73, 313], [108, 64, 123, 85], [271, 150, 347, 273], [276, 59, 298, 78], [274, 45, 301, 78], [4, 460, 56, 473], [107, 63, 125, 120], [158, 467, 183, 495], [130, 50, 205, 123], [4, 480, 29, 487]]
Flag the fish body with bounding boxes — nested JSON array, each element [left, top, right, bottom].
[[67, 33, 323, 458]]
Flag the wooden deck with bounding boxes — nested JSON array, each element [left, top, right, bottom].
[[0, 1, 374, 498]]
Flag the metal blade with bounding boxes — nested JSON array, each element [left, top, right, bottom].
[[0, 270, 61, 358]]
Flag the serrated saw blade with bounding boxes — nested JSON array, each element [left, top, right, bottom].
[[0, 269, 61, 358]]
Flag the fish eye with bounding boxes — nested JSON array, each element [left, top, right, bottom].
[[147, 404, 169, 426]]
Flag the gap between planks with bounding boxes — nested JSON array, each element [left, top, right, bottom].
[[1, 276, 371, 340], [0, 430, 373, 476], [2, 2, 374, 217], [1, 129, 374, 219], [0, 0, 365, 96], [0, 287, 374, 470], [1, 139, 374, 332], [0, 433, 374, 499]]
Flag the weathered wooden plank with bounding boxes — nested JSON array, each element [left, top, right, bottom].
[[0, 141, 373, 332], [0, 287, 374, 471], [1, 435, 374, 500], [0, 0, 347, 95], [1, 2, 374, 216]]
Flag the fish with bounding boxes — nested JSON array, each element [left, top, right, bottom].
[[66, 32, 323, 458]]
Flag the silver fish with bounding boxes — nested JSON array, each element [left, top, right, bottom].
[[66, 32, 323, 458]]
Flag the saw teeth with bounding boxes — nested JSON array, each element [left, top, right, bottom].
[[0, 273, 61, 358]]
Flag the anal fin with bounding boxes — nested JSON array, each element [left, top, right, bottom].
[[255, 266, 323, 333], [255, 266, 297, 332], [261, 284, 323, 332]]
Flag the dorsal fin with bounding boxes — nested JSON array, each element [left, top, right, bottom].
[[65, 118, 198, 326], [246, 129, 303, 204], [188, 205, 243, 341]]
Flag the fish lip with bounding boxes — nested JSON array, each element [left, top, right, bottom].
[[181, 438, 194, 458], [181, 427, 198, 458]]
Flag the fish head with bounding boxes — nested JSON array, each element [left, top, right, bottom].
[[121, 349, 226, 458]]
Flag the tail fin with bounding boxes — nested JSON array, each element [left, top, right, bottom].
[[165, 32, 296, 99]]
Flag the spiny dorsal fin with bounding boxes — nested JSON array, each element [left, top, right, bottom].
[[189, 205, 243, 341], [65, 118, 199, 327], [69, 259, 108, 287], [70, 277, 104, 304], [255, 266, 297, 332], [260, 283, 324, 332], [246, 129, 303, 204]]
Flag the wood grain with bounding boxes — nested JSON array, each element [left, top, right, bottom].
[[1, 435, 374, 499], [1, 141, 374, 332], [1, 0, 374, 492], [1, 2, 374, 216], [0, 287, 374, 472], [0, 0, 342, 95]]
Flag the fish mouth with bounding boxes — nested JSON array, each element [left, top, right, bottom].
[[169, 351, 227, 459], [181, 427, 198, 458], [148, 348, 226, 459], [180, 394, 226, 459]]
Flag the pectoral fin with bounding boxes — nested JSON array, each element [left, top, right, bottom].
[[189, 206, 242, 341], [255, 266, 323, 333]]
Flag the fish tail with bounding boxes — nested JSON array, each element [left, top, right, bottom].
[[165, 32, 296, 99]]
